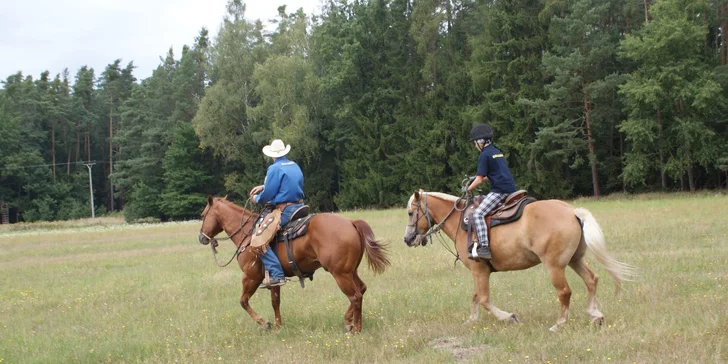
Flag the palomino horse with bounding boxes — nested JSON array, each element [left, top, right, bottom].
[[198, 195, 390, 332], [403, 191, 637, 331]]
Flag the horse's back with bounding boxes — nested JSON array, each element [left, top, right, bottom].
[[292, 213, 364, 274], [490, 200, 582, 270]]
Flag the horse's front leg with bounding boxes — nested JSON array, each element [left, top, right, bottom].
[[240, 276, 272, 329], [466, 292, 480, 323], [473, 267, 521, 324], [270, 286, 282, 328]]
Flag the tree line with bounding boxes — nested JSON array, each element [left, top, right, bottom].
[[1, 0, 727, 222]]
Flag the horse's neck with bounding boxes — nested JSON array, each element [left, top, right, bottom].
[[427, 196, 463, 242], [219, 203, 258, 246]]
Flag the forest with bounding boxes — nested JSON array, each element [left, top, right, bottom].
[[1, 0, 727, 222]]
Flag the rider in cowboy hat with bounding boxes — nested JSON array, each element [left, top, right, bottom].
[[464, 124, 517, 260], [249, 139, 305, 287]]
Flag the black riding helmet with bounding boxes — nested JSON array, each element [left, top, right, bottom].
[[468, 124, 493, 141]]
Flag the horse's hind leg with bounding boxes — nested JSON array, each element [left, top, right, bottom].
[[545, 264, 572, 332], [240, 276, 272, 329], [569, 259, 604, 326], [348, 272, 367, 330], [332, 272, 363, 333]]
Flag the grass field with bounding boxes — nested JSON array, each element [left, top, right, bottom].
[[1, 193, 727, 363]]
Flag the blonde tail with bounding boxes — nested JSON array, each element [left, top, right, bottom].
[[575, 208, 638, 294]]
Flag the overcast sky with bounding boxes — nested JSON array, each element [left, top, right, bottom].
[[0, 0, 321, 82]]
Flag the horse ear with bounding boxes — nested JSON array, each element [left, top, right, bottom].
[[207, 194, 214, 205], [414, 191, 420, 201], [223, 194, 228, 200]]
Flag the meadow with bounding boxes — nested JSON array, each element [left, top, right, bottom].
[[1, 193, 726, 363]]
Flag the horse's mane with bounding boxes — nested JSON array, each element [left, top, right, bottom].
[[406, 191, 458, 210], [425, 192, 458, 202], [216, 197, 259, 217]]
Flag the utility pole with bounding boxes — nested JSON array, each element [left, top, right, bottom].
[[83, 162, 95, 218]]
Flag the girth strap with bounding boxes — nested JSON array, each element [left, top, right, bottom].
[[284, 232, 306, 288]]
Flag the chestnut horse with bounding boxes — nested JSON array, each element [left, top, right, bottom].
[[403, 191, 637, 331], [198, 196, 390, 332]]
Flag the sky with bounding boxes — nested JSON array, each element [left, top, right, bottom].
[[0, 0, 322, 82]]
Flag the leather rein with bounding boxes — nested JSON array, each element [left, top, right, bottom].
[[199, 198, 258, 267], [409, 192, 468, 263]]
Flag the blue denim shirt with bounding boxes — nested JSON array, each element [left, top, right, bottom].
[[255, 157, 305, 205]]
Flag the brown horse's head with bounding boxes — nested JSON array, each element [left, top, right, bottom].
[[198, 195, 224, 246], [404, 189, 430, 247]]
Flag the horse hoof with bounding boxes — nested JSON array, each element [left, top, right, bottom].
[[591, 316, 605, 327], [549, 325, 559, 332], [509, 313, 521, 324], [344, 324, 354, 333], [262, 322, 272, 330]]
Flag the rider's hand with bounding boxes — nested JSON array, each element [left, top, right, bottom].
[[249, 185, 264, 198]]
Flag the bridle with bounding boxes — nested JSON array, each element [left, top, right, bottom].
[[199, 198, 258, 267], [408, 192, 468, 263]]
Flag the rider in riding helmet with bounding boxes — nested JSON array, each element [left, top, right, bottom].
[[464, 124, 517, 260]]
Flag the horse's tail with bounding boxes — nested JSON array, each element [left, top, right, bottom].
[[351, 220, 390, 275], [574, 208, 638, 294]]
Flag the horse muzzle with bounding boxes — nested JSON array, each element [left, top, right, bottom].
[[198, 233, 218, 247], [404, 233, 425, 247]]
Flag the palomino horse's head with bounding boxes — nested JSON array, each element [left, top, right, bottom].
[[198, 195, 225, 246], [404, 189, 431, 247]]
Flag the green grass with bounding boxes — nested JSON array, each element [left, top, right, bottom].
[[1, 194, 727, 363]]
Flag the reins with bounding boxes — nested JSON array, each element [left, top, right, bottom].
[[413, 192, 469, 265], [200, 198, 258, 267]]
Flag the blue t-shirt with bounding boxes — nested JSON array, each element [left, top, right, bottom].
[[476, 144, 517, 194], [255, 157, 305, 205]]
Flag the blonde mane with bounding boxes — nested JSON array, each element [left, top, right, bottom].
[[425, 192, 459, 202], [406, 191, 459, 211]]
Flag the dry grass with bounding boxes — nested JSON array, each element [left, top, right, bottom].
[[1, 194, 726, 363]]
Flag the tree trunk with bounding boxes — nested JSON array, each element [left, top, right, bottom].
[[75, 121, 80, 163], [687, 166, 695, 192], [620, 133, 626, 192], [65, 125, 70, 174], [722, 2, 727, 65], [51, 119, 56, 182], [117, 145, 123, 210], [582, 76, 600, 197], [85, 132, 91, 162], [109, 93, 114, 212], [644, 0, 649, 24], [657, 108, 666, 189], [626, 16, 631, 34]]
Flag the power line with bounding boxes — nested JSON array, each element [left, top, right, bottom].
[[0, 161, 108, 171]]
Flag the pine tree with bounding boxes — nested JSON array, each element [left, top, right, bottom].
[[619, 0, 723, 191], [467, 0, 549, 196], [526, 0, 626, 197], [158, 123, 210, 219]]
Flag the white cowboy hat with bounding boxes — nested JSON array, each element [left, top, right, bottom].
[[262, 139, 291, 158]]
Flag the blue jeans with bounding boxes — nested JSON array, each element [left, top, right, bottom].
[[260, 203, 304, 279]]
